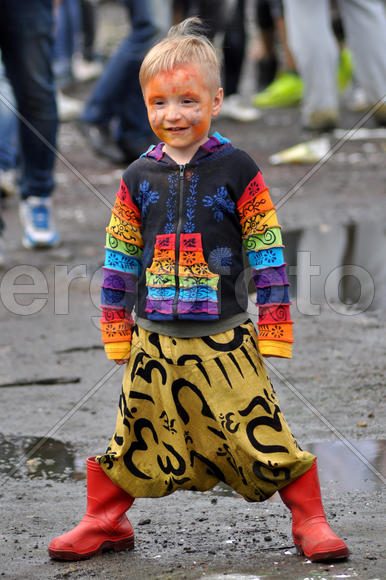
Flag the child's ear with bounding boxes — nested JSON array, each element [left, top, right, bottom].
[[211, 87, 224, 118]]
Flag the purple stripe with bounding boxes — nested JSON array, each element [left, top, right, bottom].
[[102, 268, 137, 293], [145, 297, 174, 314], [252, 264, 288, 288], [177, 300, 219, 315]]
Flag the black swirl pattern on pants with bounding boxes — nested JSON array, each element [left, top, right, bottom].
[[97, 322, 314, 501]]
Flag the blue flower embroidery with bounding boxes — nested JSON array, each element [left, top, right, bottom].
[[165, 173, 178, 234], [137, 180, 159, 217], [203, 187, 235, 222], [208, 246, 233, 274], [184, 173, 199, 233]]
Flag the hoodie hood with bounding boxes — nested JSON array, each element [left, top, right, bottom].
[[142, 131, 231, 165]]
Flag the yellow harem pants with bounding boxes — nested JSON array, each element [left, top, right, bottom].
[[97, 321, 314, 502]]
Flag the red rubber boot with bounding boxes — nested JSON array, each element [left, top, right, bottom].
[[48, 457, 135, 561], [279, 460, 349, 562]]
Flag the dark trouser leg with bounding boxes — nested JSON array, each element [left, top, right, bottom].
[[223, 0, 246, 96], [0, 0, 57, 200]]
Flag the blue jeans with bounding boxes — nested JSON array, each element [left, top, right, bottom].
[[0, 0, 57, 199], [0, 58, 18, 171], [82, 0, 158, 150], [54, 0, 82, 81]]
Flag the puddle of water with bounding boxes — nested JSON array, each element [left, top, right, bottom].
[[0, 433, 85, 481], [204, 439, 386, 499], [307, 439, 386, 492], [206, 575, 271, 580], [1, 434, 384, 492], [282, 222, 386, 314]]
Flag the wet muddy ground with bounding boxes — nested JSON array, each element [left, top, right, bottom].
[[1, 3, 386, 579]]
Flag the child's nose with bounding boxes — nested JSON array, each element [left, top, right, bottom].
[[165, 104, 182, 121]]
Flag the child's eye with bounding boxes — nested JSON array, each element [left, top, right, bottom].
[[182, 98, 196, 104], [150, 98, 165, 106]]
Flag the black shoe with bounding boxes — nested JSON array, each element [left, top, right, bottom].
[[0, 215, 5, 266], [374, 104, 386, 127], [76, 121, 127, 164]]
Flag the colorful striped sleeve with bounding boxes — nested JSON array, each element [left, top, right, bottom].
[[100, 178, 143, 360], [237, 171, 294, 358]]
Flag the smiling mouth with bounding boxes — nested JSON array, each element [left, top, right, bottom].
[[166, 127, 188, 132]]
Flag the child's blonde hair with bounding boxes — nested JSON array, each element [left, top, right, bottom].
[[139, 17, 221, 94]]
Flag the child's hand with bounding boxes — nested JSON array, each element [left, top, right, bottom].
[[114, 359, 129, 365]]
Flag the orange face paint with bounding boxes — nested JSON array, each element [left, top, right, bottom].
[[143, 64, 223, 164]]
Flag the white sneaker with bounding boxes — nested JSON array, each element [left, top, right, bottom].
[[20, 196, 60, 249], [57, 91, 83, 122], [346, 86, 372, 112], [220, 94, 261, 122], [72, 55, 103, 82]]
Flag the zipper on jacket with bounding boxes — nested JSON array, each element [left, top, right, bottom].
[[173, 164, 186, 317]]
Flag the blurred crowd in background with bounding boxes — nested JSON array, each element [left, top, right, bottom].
[[0, 0, 385, 264]]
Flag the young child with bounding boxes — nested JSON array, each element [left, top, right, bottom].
[[49, 18, 349, 563]]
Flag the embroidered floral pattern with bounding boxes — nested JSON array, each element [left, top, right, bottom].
[[184, 172, 199, 233], [248, 248, 284, 268], [241, 210, 278, 238], [113, 198, 141, 227], [237, 174, 294, 350], [100, 320, 132, 343], [107, 213, 143, 247], [145, 233, 219, 320], [165, 173, 178, 234], [203, 186, 235, 223], [237, 172, 266, 208], [258, 323, 293, 342], [146, 272, 175, 287], [101, 185, 141, 347], [208, 246, 233, 274], [137, 180, 160, 217]]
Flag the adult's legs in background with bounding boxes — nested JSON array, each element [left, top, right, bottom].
[[283, 0, 339, 126], [0, 59, 19, 259], [338, 0, 386, 121], [80, 0, 97, 61], [253, 0, 303, 108], [81, 0, 158, 160], [0, 59, 19, 257], [222, 0, 246, 97], [255, 0, 277, 90], [0, 0, 58, 248], [208, 0, 259, 121], [54, 0, 82, 87], [0, 59, 18, 174]]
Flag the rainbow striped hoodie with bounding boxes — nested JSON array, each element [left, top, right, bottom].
[[100, 133, 293, 360]]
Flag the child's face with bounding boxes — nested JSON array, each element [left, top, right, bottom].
[[143, 63, 223, 163]]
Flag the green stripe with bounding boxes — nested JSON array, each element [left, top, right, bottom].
[[146, 271, 176, 287], [106, 233, 142, 258], [243, 227, 282, 251], [179, 275, 219, 289]]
